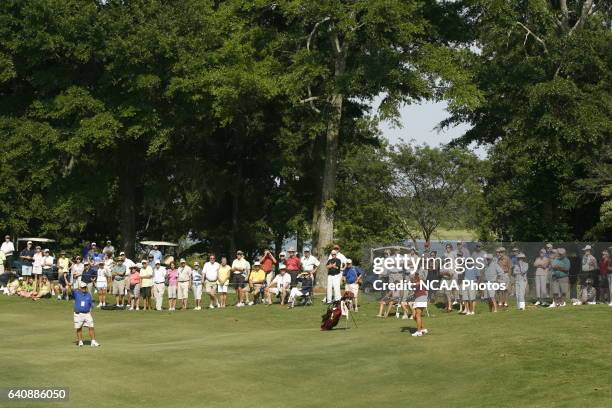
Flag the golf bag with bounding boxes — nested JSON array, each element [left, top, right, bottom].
[[320, 291, 354, 330]]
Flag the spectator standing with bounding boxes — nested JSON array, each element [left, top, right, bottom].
[[166, 261, 178, 311], [231, 251, 250, 307], [581, 245, 598, 296], [496, 247, 512, 308], [139, 259, 153, 310], [533, 249, 550, 305], [152, 260, 167, 311], [483, 254, 501, 312], [513, 253, 528, 310], [285, 248, 302, 286], [342, 259, 362, 311], [111, 257, 127, 308], [102, 240, 115, 257], [19, 241, 35, 277], [32, 246, 43, 287], [95, 260, 109, 307], [177, 259, 192, 310], [325, 250, 342, 303], [203, 255, 220, 309], [1, 235, 15, 272], [191, 261, 203, 310], [549, 248, 570, 308], [217, 257, 231, 308], [259, 249, 277, 286], [149, 245, 163, 265], [41, 249, 54, 282], [128, 264, 141, 310], [301, 247, 320, 290]]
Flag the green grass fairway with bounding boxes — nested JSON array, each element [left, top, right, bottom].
[[1, 295, 611, 408]]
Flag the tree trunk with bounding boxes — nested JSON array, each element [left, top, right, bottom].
[[296, 229, 303, 254], [119, 150, 136, 259], [230, 160, 243, 256], [313, 33, 346, 288]]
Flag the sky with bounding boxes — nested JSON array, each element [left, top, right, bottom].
[[374, 100, 486, 157]]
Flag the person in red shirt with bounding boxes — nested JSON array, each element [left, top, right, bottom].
[[599, 250, 609, 304], [259, 249, 277, 286], [284, 248, 302, 286]]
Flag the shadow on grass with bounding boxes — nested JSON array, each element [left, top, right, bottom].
[[400, 326, 418, 334]]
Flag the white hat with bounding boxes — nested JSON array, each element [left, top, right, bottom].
[[79, 281, 87, 288], [545, 243, 553, 249], [582, 245, 592, 251], [120, 251, 126, 256], [43, 248, 49, 252], [155, 260, 161, 265], [253, 261, 261, 266], [557, 248, 566, 255], [27, 240, 32, 244], [517, 253, 526, 258], [288, 247, 296, 252], [279, 263, 286, 270], [91, 242, 97, 246], [346, 259, 352, 264], [485, 253, 493, 259], [331, 250, 338, 255], [303, 247, 311, 252], [135, 263, 142, 269], [279, 251, 286, 256], [179, 258, 186, 263], [194, 261, 200, 266]]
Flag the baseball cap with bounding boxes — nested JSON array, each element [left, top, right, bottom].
[[303, 247, 310, 252], [155, 260, 161, 265], [485, 253, 493, 259], [119, 251, 126, 256], [279, 263, 286, 270], [253, 261, 261, 266], [545, 243, 553, 249], [331, 250, 338, 255], [91, 242, 97, 246], [179, 258, 186, 263], [279, 251, 286, 256], [27, 240, 32, 245], [346, 259, 352, 264], [517, 253, 526, 258], [582, 245, 592, 251], [106, 240, 111, 243], [194, 261, 200, 266], [79, 281, 87, 288], [288, 247, 296, 252]]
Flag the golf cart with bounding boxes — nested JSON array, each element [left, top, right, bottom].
[[138, 240, 179, 266], [12, 237, 58, 279]]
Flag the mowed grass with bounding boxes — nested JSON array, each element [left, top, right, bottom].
[[0, 294, 611, 408]]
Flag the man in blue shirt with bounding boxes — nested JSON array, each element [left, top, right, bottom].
[[148, 246, 163, 265], [342, 259, 362, 311], [73, 281, 100, 347], [461, 266, 479, 315]]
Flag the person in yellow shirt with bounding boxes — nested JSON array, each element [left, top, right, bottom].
[[217, 257, 231, 308], [32, 275, 52, 300], [247, 261, 266, 305], [139, 259, 154, 310]]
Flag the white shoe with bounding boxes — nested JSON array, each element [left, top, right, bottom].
[[534, 301, 541, 306], [91, 340, 100, 347], [77, 340, 84, 347], [216, 303, 221, 308], [96, 303, 102, 308], [57, 295, 62, 300], [608, 302, 612, 306], [208, 305, 215, 309], [588, 301, 596, 305], [402, 314, 409, 320], [421, 329, 428, 334], [452, 300, 458, 305], [548, 303, 556, 308], [411, 331, 422, 337], [247, 301, 254, 306], [236, 302, 244, 307], [559, 302, 566, 307], [128, 306, 133, 311], [136, 307, 140, 311]]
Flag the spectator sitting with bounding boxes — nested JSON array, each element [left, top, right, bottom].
[[577, 278, 597, 305], [287, 271, 313, 308], [265, 265, 291, 305], [5, 275, 22, 295], [32, 275, 52, 300], [246, 261, 265, 305], [18, 276, 36, 297]]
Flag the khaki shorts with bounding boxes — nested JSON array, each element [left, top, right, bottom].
[[112, 279, 126, 295], [217, 282, 228, 293], [177, 281, 189, 299], [73, 312, 94, 329], [205, 281, 217, 293], [346, 283, 359, 297], [168, 285, 177, 299]]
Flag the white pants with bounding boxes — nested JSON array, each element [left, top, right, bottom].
[[327, 274, 341, 303], [535, 274, 547, 299], [153, 283, 165, 310], [288, 287, 304, 303]]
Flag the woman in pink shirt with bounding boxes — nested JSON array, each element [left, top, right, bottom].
[[166, 261, 179, 311], [128, 265, 141, 311]]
